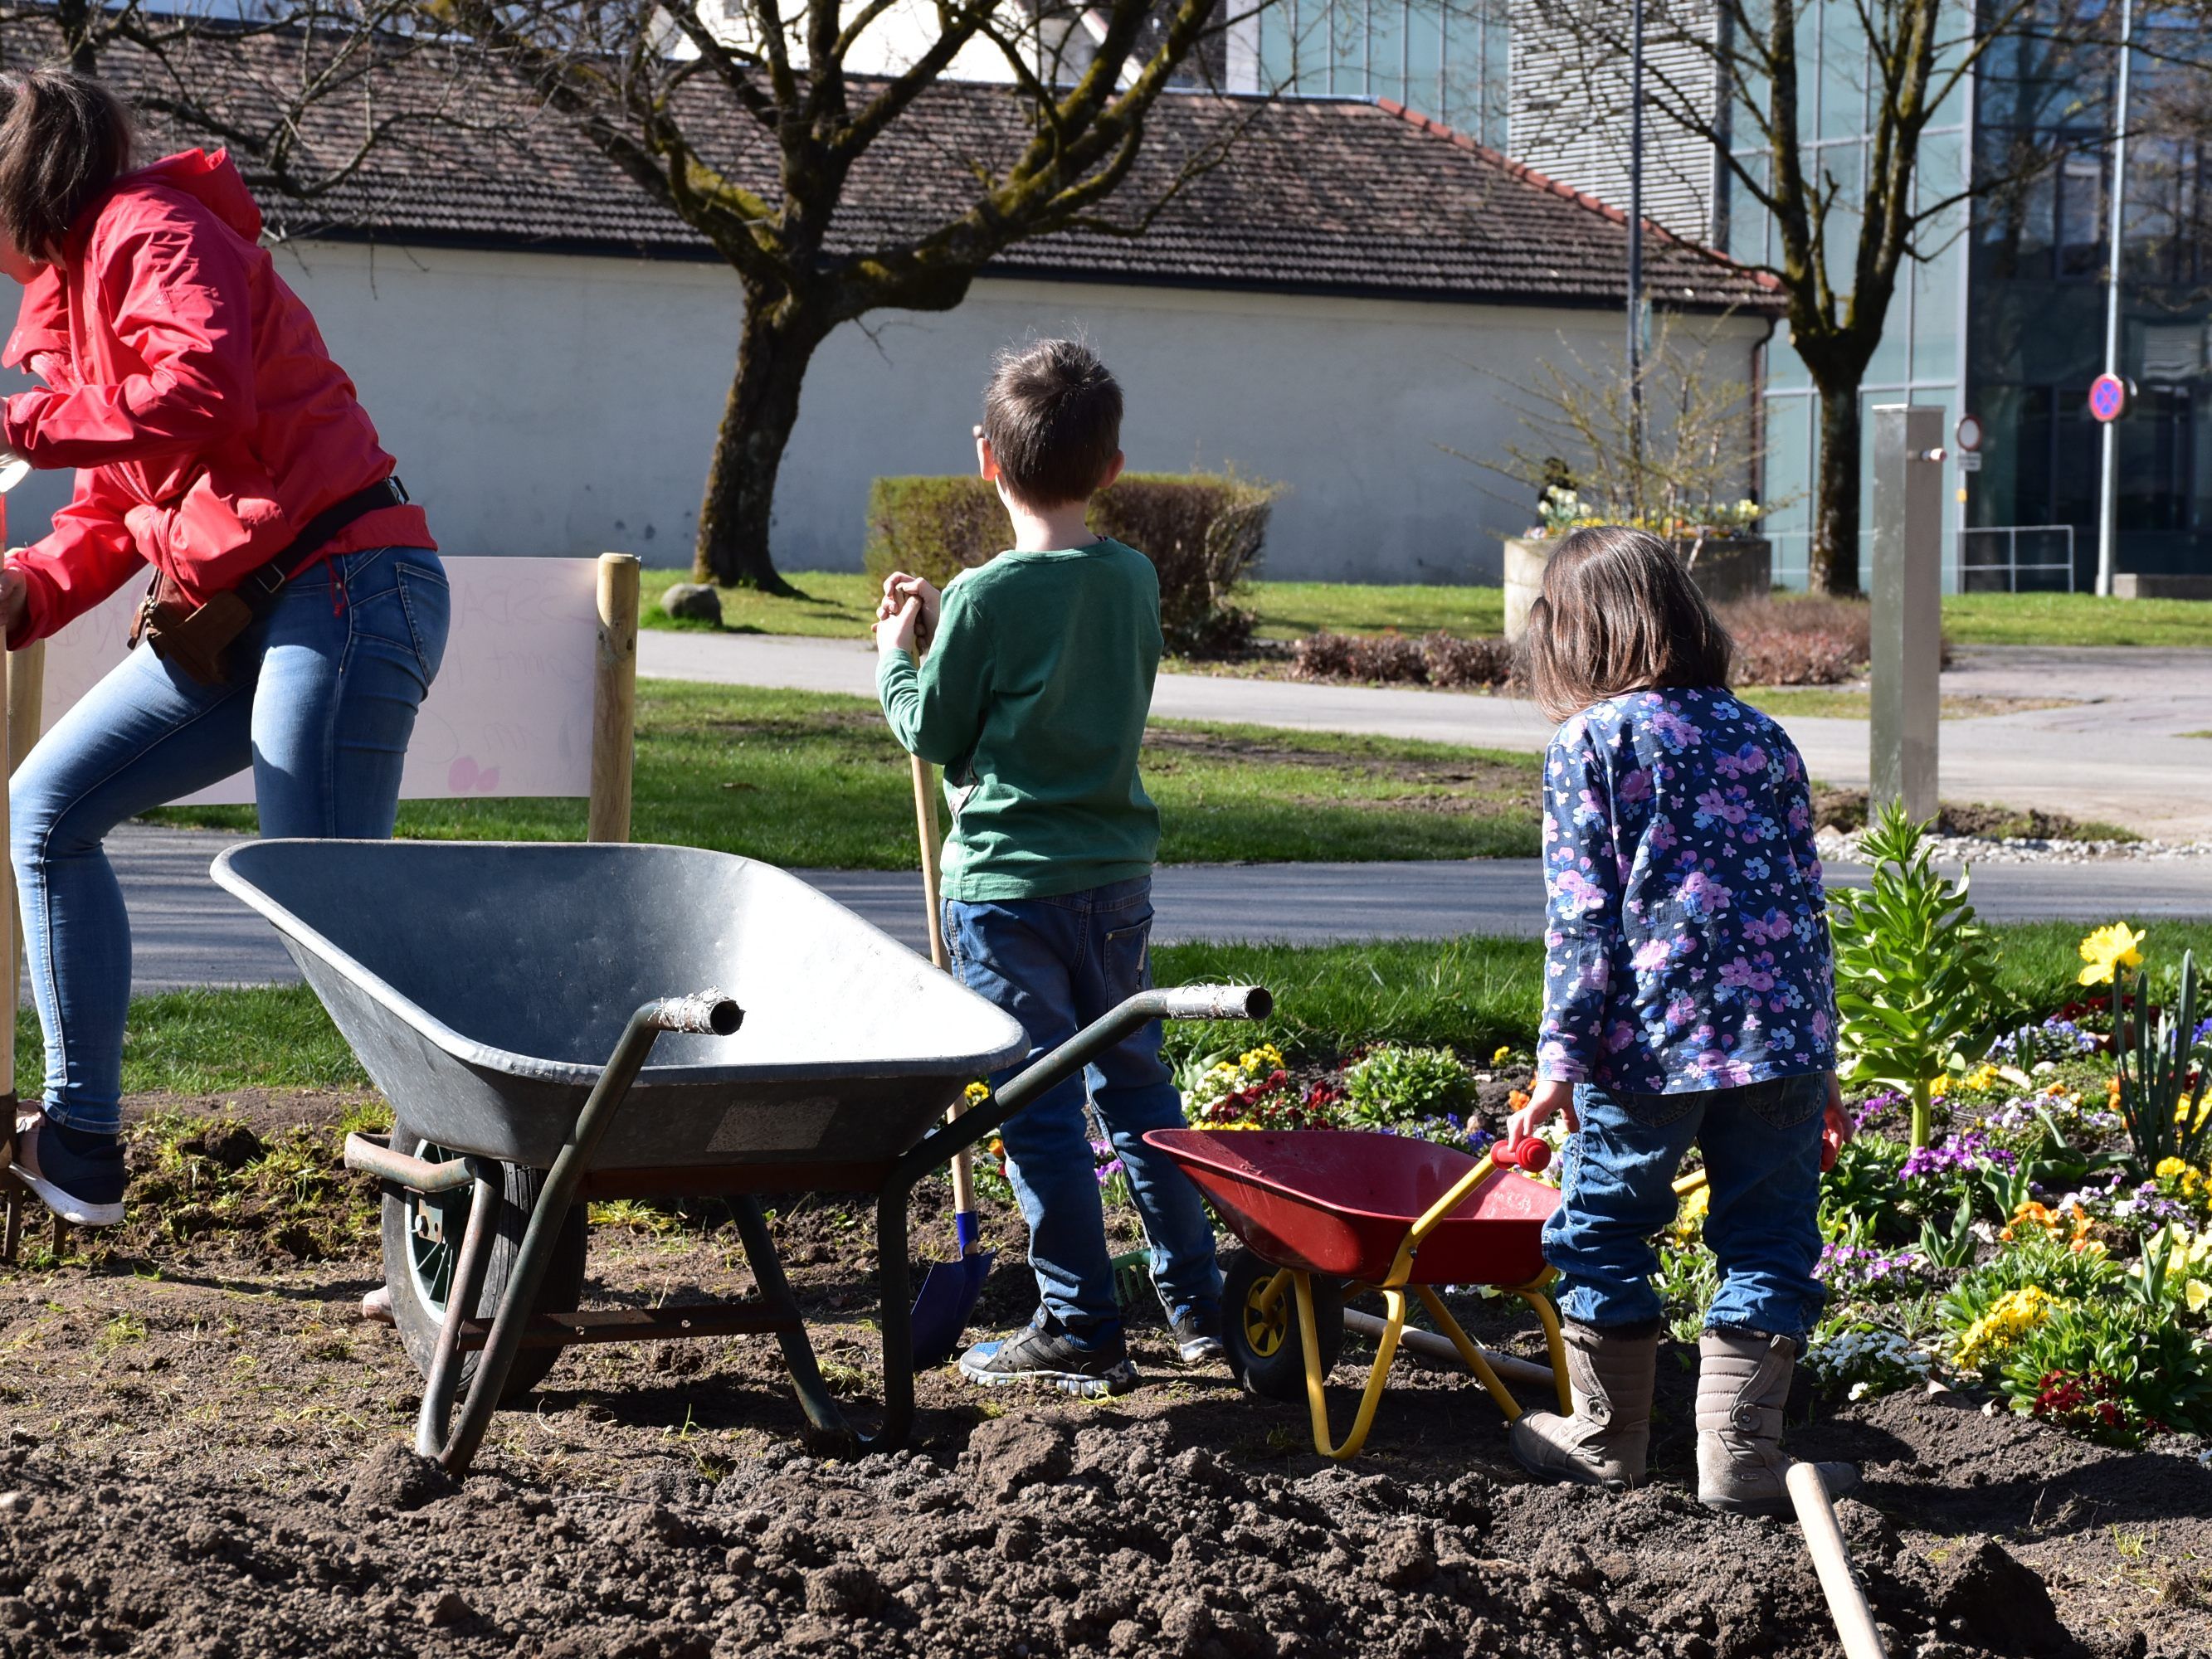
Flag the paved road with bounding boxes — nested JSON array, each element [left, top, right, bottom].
[[641, 633, 2212, 838], [98, 825, 2212, 991]]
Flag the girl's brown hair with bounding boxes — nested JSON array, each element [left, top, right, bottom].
[[0, 68, 134, 262], [1524, 525, 1734, 722]]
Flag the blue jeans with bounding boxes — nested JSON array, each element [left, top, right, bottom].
[[12, 547, 449, 1134], [1542, 1071, 1829, 1340], [945, 874, 1221, 1343]]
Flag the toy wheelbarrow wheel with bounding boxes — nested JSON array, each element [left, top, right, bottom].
[[1221, 1246, 1342, 1404], [378, 1126, 588, 1404]]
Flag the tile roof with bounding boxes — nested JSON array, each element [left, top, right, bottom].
[[119, 28, 1780, 313]]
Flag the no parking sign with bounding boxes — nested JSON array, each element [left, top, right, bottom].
[[2089, 373, 2128, 422]]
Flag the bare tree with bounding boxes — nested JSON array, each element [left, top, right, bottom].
[[1522, 0, 2085, 594], [403, 0, 1240, 591], [3, 1, 494, 204]]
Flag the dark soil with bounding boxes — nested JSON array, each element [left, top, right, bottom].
[[2, 1090, 2209, 1659], [1810, 788, 2136, 843]]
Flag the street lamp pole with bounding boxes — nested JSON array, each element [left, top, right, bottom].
[[2095, 0, 2134, 597], [1628, 0, 1646, 471]]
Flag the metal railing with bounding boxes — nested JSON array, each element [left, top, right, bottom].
[[1957, 524, 2077, 592], [1761, 525, 2076, 593]]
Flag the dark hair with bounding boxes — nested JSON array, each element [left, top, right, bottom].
[[0, 69, 134, 261], [982, 338, 1123, 507], [1524, 525, 1734, 722]]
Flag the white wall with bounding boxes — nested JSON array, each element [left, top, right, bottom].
[[2, 241, 1765, 585]]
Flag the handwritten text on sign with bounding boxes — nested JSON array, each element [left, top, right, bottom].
[[37, 557, 601, 805]]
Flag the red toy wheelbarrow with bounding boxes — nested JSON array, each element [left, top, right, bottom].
[[1145, 1128, 1572, 1461]]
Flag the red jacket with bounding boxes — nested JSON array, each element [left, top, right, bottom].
[[1, 149, 433, 645]]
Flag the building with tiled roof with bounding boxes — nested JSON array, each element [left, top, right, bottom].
[[4, 48, 1779, 581]]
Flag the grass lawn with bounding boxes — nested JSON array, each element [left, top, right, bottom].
[[59, 919, 2212, 1092], [1734, 688, 2078, 721], [641, 567, 2209, 649], [1938, 592, 2212, 649], [638, 568, 1507, 643], [147, 679, 1542, 864]]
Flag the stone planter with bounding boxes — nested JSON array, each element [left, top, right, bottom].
[[1503, 536, 1773, 640]]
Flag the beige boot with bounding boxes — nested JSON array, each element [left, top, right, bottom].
[[1507, 1322, 1658, 1489], [1697, 1328, 1860, 1516]]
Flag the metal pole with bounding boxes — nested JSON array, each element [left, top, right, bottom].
[[2095, 0, 2133, 597], [1628, 0, 1646, 473], [1870, 406, 1945, 824]]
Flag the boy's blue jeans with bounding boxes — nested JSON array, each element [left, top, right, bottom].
[[12, 547, 449, 1136], [1544, 1071, 1829, 1341], [945, 873, 1221, 1345]]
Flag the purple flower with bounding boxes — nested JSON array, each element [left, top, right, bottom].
[[1898, 1129, 2016, 1184]]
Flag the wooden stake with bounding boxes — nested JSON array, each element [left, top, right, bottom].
[[588, 553, 640, 844]]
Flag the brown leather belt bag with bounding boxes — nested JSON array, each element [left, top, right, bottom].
[[130, 478, 409, 686]]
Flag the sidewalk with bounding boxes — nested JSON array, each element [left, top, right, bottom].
[[641, 633, 2212, 837], [105, 825, 2212, 990]]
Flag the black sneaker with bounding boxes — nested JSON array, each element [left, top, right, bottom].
[[957, 1316, 1138, 1399], [10, 1108, 125, 1226], [1168, 1302, 1225, 1365]]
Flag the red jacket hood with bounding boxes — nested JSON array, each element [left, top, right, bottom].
[[113, 149, 264, 242]]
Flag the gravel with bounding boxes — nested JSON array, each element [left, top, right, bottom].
[[1816, 828, 2212, 866]]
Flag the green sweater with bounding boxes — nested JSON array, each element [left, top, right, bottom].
[[878, 540, 1162, 902]]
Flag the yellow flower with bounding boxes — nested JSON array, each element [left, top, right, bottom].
[[2157, 1156, 2190, 1181], [1955, 1285, 2058, 1370], [1929, 1075, 1951, 1099], [2077, 922, 2146, 986], [1492, 1045, 1513, 1064], [964, 1081, 990, 1106], [2187, 1279, 2210, 1316]]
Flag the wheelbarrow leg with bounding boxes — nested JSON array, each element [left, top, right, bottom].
[[1411, 1284, 1525, 1420], [2, 1183, 19, 1267], [1515, 1274, 1574, 1417], [1294, 1272, 1406, 1462], [415, 1166, 501, 1459], [438, 995, 736, 1477]]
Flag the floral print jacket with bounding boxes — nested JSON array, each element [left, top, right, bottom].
[[1537, 687, 1838, 1093]]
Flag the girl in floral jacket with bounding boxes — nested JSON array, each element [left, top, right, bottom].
[[1504, 526, 1858, 1516]]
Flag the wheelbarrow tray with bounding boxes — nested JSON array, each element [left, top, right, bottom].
[[1146, 1128, 1554, 1285], [211, 840, 1029, 1172]]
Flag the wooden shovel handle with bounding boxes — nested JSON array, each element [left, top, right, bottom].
[[910, 748, 978, 1217]]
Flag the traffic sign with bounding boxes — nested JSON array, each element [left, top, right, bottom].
[[2089, 374, 2128, 422], [1958, 450, 1983, 472], [1956, 413, 1984, 452]]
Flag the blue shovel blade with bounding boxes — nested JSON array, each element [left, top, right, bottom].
[[911, 1236, 996, 1369]]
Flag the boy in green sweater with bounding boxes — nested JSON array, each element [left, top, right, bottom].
[[875, 339, 1222, 1396]]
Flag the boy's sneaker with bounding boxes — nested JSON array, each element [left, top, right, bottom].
[[958, 1316, 1138, 1399], [9, 1108, 125, 1227], [1168, 1303, 1225, 1365]]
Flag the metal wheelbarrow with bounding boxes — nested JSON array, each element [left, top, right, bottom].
[[1143, 1128, 1572, 1461], [211, 840, 1269, 1476]]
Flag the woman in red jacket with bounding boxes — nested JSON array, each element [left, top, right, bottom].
[[0, 71, 447, 1227]]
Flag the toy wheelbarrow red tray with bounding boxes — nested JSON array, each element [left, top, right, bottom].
[[210, 839, 1270, 1477], [1146, 1128, 1574, 1460]]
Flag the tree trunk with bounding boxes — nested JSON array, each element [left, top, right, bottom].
[[56, 0, 99, 71], [693, 289, 833, 591], [1810, 379, 1863, 596]]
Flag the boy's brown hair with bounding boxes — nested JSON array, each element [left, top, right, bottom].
[[0, 69, 134, 261], [982, 338, 1123, 507], [1524, 525, 1734, 722]]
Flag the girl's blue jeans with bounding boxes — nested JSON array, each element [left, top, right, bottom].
[[1543, 1071, 1829, 1341], [945, 874, 1222, 1345], [12, 547, 449, 1136]]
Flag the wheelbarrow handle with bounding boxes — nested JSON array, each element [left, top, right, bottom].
[[895, 984, 1272, 1182], [647, 989, 743, 1036]]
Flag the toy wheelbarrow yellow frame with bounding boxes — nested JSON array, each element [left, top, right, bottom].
[[1145, 1128, 1571, 1461]]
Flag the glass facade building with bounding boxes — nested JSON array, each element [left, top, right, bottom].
[[1235, 1, 1512, 147]]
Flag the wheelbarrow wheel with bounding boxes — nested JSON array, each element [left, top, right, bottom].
[[1220, 1246, 1342, 1404], [378, 1128, 588, 1404]]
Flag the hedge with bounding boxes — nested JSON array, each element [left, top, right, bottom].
[[862, 472, 1279, 654]]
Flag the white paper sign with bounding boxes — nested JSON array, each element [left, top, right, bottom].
[[37, 556, 601, 805]]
